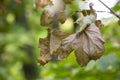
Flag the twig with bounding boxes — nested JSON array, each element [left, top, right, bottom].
[[71, 10, 111, 17], [98, 0, 120, 19], [96, 10, 110, 13]]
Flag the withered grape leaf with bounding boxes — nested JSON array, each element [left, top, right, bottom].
[[38, 29, 69, 66], [40, 0, 66, 26], [57, 24, 104, 66], [38, 2, 105, 67], [74, 24, 104, 66]]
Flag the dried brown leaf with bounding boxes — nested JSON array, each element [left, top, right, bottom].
[[40, 0, 66, 26], [38, 29, 69, 65], [57, 24, 104, 66], [40, 10, 66, 26], [75, 24, 104, 66]]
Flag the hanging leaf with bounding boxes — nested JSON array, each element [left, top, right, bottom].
[[75, 24, 104, 66], [40, 0, 66, 26], [38, 29, 69, 66], [38, 2, 105, 67], [56, 24, 104, 66]]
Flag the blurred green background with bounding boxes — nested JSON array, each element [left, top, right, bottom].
[[0, 0, 120, 80]]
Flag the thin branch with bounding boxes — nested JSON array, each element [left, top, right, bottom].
[[96, 10, 110, 13], [98, 0, 120, 19], [71, 10, 111, 17]]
